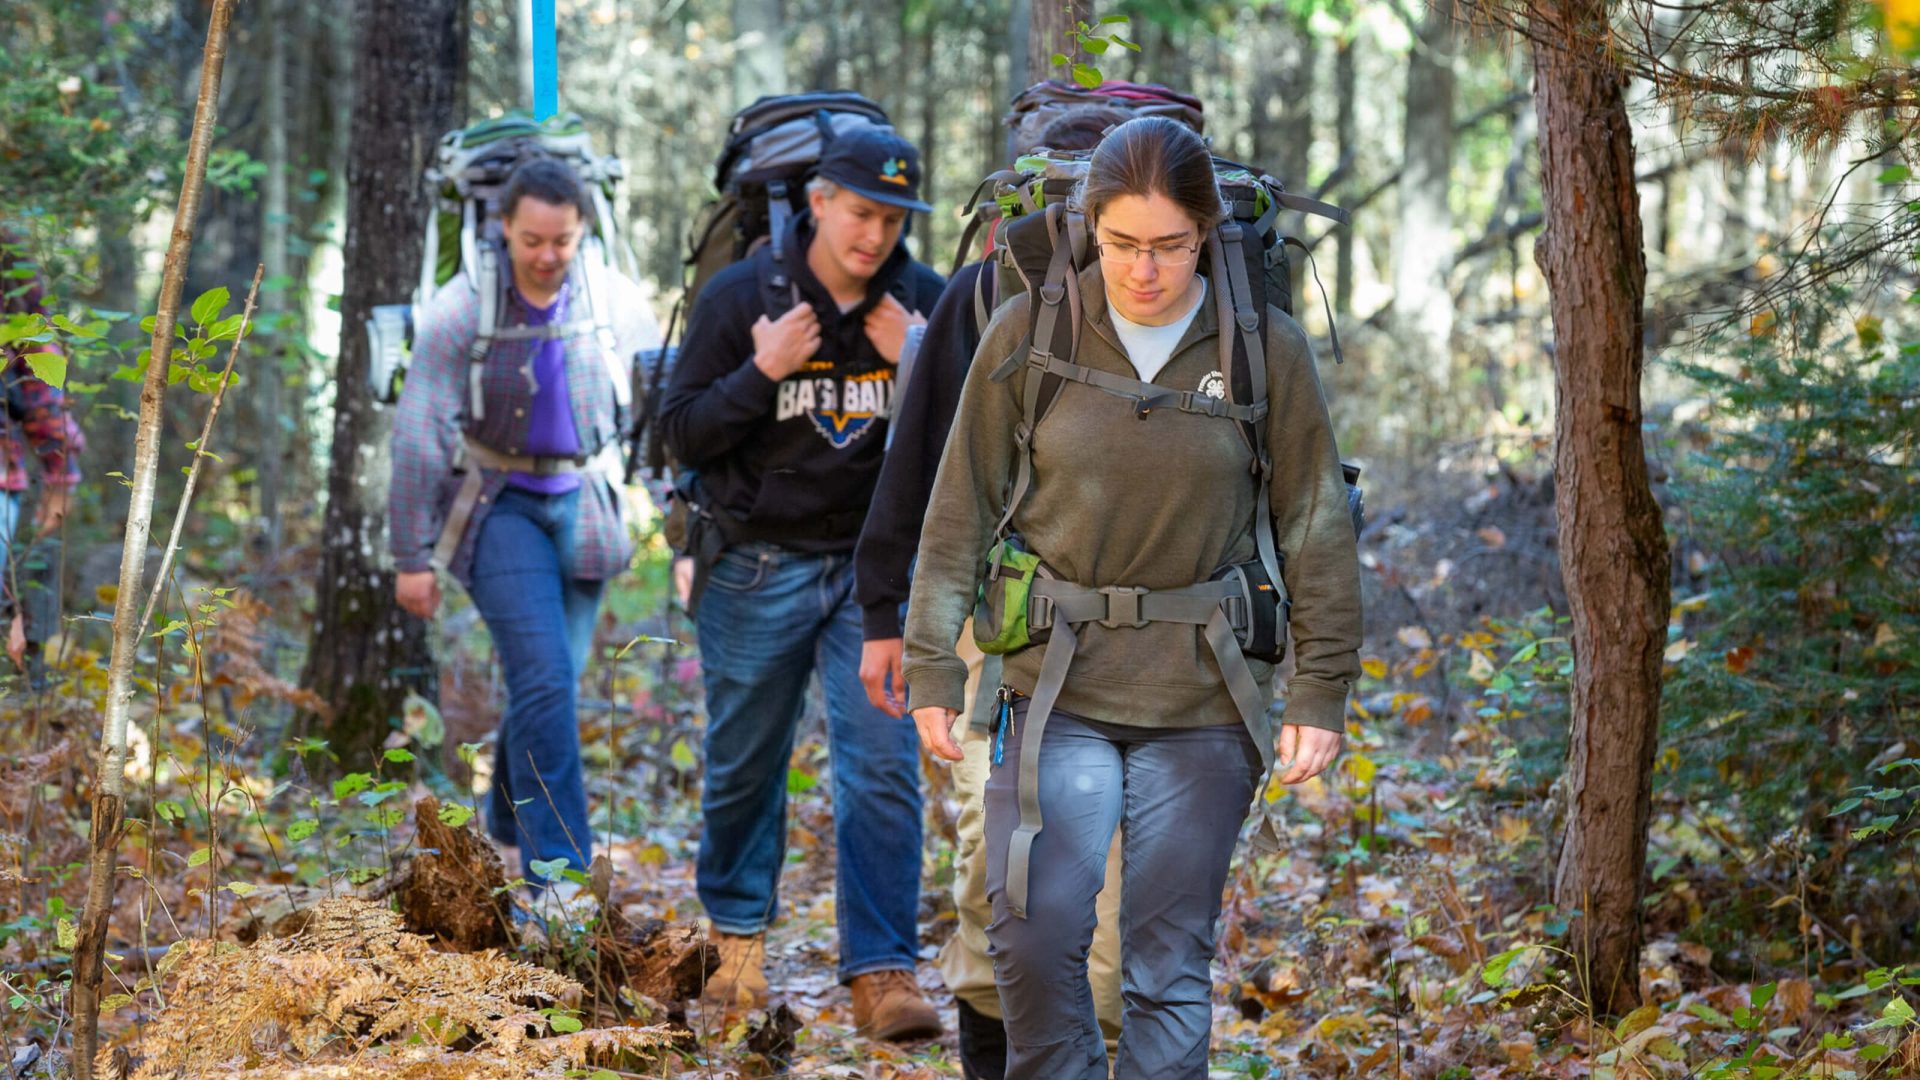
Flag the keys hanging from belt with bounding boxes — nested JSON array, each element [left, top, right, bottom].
[[990, 686, 1016, 767]]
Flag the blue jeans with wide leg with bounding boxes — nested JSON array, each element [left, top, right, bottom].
[[693, 541, 924, 983], [467, 486, 603, 885]]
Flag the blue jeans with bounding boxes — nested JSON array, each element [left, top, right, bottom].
[[694, 541, 924, 982], [985, 705, 1262, 1080], [468, 487, 603, 884], [0, 491, 19, 570]]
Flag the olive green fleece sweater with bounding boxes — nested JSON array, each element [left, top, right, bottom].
[[902, 263, 1363, 733]]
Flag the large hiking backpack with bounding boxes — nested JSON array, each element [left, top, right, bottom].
[[969, 149, 1364, 575], [630, 91, 900, 482], [366, 112, 635, 430], [1003, 79, 1206, 146]]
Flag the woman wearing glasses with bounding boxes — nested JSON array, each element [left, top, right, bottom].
[[902, 116, 1362, 1078]]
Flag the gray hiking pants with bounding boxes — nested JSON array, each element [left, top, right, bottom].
[[983, 702, 1263, 1080]]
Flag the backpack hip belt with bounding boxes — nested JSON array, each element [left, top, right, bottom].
[[997, 574, 1284, 921], [431, 435, 591, 571]]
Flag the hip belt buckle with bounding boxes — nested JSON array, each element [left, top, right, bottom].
[[1099, 585, 1149, 630]]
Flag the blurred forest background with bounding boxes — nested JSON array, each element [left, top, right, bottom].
[[2, 0, 1917, 1077]]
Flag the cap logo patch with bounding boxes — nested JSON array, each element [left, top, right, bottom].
[[878, 157, 910, 186]]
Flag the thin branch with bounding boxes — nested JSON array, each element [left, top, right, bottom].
[[137, 263, 265, 639]]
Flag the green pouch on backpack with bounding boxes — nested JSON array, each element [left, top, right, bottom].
[[973, 535, 1050, 656]]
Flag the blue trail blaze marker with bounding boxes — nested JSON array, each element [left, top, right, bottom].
[[532, 0, 557, 120]]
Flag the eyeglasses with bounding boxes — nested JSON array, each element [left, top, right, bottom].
[[1095, 238, 1201, 268]]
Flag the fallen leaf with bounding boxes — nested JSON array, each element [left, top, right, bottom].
[[1476, 525, 1508, 549]]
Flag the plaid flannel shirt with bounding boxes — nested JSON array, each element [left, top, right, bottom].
[[3, 344, 85, 493], [388, 267, 659, 586]]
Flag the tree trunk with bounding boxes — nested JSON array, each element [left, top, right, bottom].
[[732, 0, 785, 108], [1029, 0, 1092, 86], [1333, 36, 1357, 317], [1393, 0, 1457, 404], [72, 6, 237, 1074], [258, 0, 290, 553], [916, 11, 938, 247], [1006, 0, 1030, 161], [516, 0, 535, 112], [1255, 10, 1316, 316], [1529, 0, 1670, 1017], [298, 0, 468, 771]]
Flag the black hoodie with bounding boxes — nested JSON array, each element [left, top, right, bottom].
[[852, 260, 991, 639], [659, 211, 946, 553]]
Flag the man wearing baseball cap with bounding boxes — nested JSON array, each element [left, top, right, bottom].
[[658, 122, 946, 1039]]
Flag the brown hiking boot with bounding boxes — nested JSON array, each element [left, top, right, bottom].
[[849, 968, 943, 1041], [703, 931, 768, 1009]]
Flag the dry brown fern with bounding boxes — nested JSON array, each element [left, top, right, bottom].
[[110, 897, 675, 1079], [184, 589, 332, 719], [0, 736, 79, 825]]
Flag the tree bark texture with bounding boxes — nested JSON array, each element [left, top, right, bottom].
[[1529, 0, 1671, 1016], [1029, 0, 1092, 88], [299, 0, 468, 770]]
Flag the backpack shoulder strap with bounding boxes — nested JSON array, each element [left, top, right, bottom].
[[756, 245, 800, 321], [1210, 221, 1284, 595], [988, 204, 1080, 542], [575, 246, 632, 443], [468, 242, 502, 426]]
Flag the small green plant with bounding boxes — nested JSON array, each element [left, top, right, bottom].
[[1046, 13, 1141, 88]]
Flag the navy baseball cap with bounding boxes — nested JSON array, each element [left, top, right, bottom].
[[815, 126, 933, 213]]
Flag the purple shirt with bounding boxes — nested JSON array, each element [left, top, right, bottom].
[[506, 282, 583, 494]]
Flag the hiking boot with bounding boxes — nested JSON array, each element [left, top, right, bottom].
[[703, 931, 768, 1009], [954, 996, 1008, 1080], [849, 968, 943, 1042]]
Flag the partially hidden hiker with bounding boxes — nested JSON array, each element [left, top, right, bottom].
[[388, 152, 659, 898], [903, 117, 1364, 1078], [852, 92, 1168, 1079], [1, 234, 82, 683], [657, 124, 947, 1039]]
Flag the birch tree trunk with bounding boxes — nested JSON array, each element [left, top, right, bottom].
[[71, 4, 237, 1074]]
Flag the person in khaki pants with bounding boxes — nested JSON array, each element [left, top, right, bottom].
[[852, 100, 1145, 1080], [946, 628, 1122, 1062]]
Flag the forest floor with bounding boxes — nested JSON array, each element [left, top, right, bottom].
[[2, 442, 1916, 1079]]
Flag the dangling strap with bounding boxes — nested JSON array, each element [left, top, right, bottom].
[[951, 169, 1025, 277], [973, 252, 997, 336], [1284, 236, 1345, 366]]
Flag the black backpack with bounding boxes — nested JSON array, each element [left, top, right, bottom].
[[629, 91, 897, 482]]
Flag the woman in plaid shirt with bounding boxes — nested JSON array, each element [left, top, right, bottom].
[[2, 234, 84, 675]]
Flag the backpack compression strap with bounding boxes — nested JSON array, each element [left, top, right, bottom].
[[999, 576, 1278, 918]]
